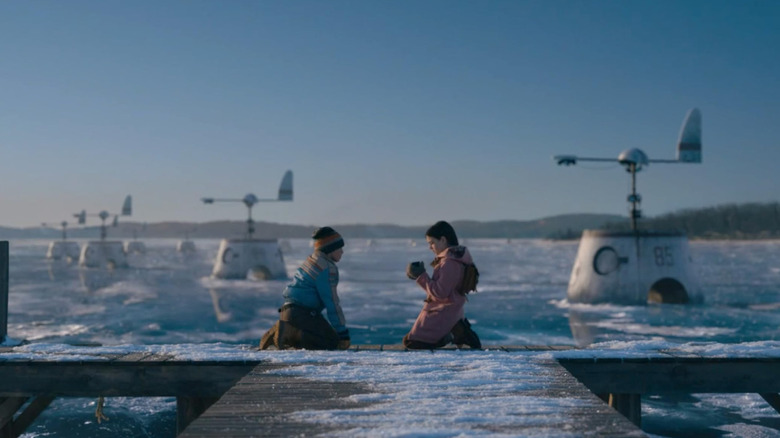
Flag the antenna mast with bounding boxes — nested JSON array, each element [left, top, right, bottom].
[[202, 170, 293, 239], [554, 109, 702, 232]]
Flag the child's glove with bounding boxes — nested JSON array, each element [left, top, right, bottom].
[[406, 261, 426, 280]]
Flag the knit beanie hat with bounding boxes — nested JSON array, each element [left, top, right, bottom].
[[312, 227, 345, 254]]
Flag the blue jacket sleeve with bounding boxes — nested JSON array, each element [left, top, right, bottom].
[[315, 266, 348, 337]]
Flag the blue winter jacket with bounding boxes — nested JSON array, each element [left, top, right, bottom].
[[282, 251, 349, 339]]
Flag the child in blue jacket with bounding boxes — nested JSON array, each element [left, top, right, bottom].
[[259, 227, 350, 350]]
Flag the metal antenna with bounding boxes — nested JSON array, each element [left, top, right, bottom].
[[202, 170, 293, 239], [41, 221, 70, 240], [553, 109, 702, 232], [75, 195, 133, 241]]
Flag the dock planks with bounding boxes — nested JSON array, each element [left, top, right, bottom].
[[181, 346, 647, 437], [5, 344, 780, 437]]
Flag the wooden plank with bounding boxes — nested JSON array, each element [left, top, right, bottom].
[[0, 397, 27, 430], [559, 358, 780, 394], [609, 393, 641, 427], [182, 360, 646, 437], [179, 372, 381, 437], [177, 397, 219, 435], [0, 361, 267, 397], [11, 395, 55, 437]]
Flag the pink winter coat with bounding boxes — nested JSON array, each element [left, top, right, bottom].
[[407, 246, 473, 344]]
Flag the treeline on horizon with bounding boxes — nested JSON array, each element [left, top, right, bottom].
[[602, 202, 780, 240], [5, 202, 780, 240]]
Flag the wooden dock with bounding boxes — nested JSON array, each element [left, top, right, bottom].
[[3, 344, 780, 437], [180, 346, 646, 437], [557, 348, 780, 427], [0, 348, 265, 436]]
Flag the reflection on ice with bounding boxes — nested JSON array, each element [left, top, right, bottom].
[[79, 268, 121, 293], [8, 238, 780, 349]]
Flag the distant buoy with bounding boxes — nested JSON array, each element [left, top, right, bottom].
[[177, 240, 196, 253], [123, 241, 146, 254], [554, 108, 703, 306], [567, 230, 701, 305], [72, 195, 133, 269], [201, 170, 293, 281], [79, 241, 128, 269], [46, 241, 81, 261], [211, 239, 287, 280]]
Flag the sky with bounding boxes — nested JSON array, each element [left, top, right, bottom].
[[2, 0, 779, 229]]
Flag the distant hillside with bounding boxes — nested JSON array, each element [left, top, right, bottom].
[[10, 203, 778, 240], [604, 202, 780, 239], [1, 213, 624, 240]]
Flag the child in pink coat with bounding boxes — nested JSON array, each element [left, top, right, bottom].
[[404, 221, 481, 349]]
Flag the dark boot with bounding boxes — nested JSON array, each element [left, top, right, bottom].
[[258, 322, 279, 350], [451, 319, 481, 349]]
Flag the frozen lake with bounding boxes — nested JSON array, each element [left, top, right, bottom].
[[5, 238, 780, 437]]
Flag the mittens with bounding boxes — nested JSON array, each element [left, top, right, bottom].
[[406, 261, 426, 280]]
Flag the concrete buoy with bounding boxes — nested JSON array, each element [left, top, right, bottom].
[[201, 170, 293, 281], [123, 241, 146, 254], [46, 241, 81, 261], [79, 241, 128, 269], [42, 221, 79, 261], [75, 195, 133, 269], [567, 230, 701, 305], [177, 240, 197, 253], [554, 109, 703, 306], [211, 238, 287, 280]]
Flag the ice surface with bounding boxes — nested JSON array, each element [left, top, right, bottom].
[[4, 238, 780, 437]]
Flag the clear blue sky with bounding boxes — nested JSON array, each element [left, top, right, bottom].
[[2, 0, 778, 228]]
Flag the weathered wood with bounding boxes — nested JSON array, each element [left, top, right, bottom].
[[609, 393, 641, 427], [11, 395, 55, 437], [0, 241, 8, 343], [179, 371, 377, 437], [0, 361, 266, 397], [559, 358, 780, 394], [177, 397, 219, 435], [0, 397, 27, 430], [182, 360, 646, 437], [760, 393, 780, 414]]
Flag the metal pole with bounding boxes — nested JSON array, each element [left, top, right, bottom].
[[629, 164, 640, 232], [1, 241, 9, 343]]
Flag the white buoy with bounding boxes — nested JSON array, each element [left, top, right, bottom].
[[568, 230, 701, 304], [554, 109, 703, 305], [79, 241, 128, 269], [46, 241, 81, 261], [177, 240, 197, 253], [123, 241, 146, 254], [42, 221, 79, 261], [211, 238, 287, 280], [76, 195, 133, 269], [201, 170, 293, 281]]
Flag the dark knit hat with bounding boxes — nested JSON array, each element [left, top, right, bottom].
[[312, 226, 344, 254]]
